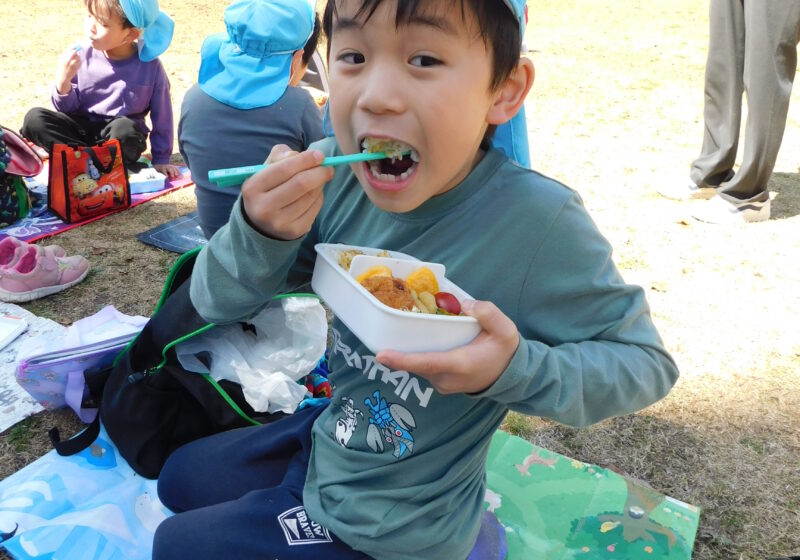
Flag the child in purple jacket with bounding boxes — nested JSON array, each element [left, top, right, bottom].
[[21, 0, 179, 177]]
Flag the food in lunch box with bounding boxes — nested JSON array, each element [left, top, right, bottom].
[[434, 292, 462, 315], [356, 264, 463, 316], [360, 275, 415, 311], [337, 248, 390, 271]]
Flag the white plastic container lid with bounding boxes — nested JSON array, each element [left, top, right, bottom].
[[311, 243, 480, 354]]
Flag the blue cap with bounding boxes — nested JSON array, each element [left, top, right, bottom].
[[198, 0, 315, 110], [494, 0, 530, 168], [119, 0, 175, 62]]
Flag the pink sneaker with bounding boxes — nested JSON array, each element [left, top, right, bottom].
[[0, 236, 66, 270], [0, 245, 89, 302]]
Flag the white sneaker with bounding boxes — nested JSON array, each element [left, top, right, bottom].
[[691, 196, 770, 224], [656, 179, 716, 201]]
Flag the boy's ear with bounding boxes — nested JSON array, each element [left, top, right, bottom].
[[126, 27, 143, 43], [486, 58, 535, 126], [289, 50, 308, 87]]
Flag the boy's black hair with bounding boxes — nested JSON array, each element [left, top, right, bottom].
[[85, 0, 134, 29], [321, 0, 521, 90], [303, 15, 322, 66]]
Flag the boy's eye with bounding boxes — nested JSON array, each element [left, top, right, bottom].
[[409, 55, 441, 68], [339, 52, 366, 64]]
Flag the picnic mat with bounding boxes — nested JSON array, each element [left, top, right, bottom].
[[0, 425, 700, 559], [135, 211, 207, 254], [0, 164, 193, 244], [0, 304, 66, 433]]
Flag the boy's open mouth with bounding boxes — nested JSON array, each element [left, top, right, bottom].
[[361, 138, 419, 183]]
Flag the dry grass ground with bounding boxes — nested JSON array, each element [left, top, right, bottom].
[[1, 1, 799, 559]]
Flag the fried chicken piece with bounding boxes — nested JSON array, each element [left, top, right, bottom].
[[360, 275, 415, 311]]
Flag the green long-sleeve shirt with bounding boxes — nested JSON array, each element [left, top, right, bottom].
[[190, 138, 679, 560]]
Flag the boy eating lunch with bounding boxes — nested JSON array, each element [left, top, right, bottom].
[[153, 1, 678, 558]]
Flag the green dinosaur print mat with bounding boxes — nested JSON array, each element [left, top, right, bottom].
[[486, 430, 699, 558]]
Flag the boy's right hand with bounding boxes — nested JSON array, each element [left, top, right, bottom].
[[240, 144, 335, 240], [55, 47, 81, 94]]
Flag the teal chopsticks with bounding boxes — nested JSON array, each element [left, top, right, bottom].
[[208, 151, 399, 188]]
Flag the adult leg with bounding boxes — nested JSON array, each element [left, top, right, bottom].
[[689, 0, 745, 188], [99, 116, 147, 169], [20, 108, 91, 152], [717, 0, 800, 202], [157, 404, 325, 512]]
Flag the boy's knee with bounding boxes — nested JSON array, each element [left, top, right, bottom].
[[21, 107, 52, 136], [105, 117, 145, 145], [105, 116, 139, 136], [103, 117, 146, 164]]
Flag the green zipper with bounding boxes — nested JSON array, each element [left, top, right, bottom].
[[201, 374, 261, 426], [154, 246, 204, 312]]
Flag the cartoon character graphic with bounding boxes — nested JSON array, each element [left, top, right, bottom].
[[111, 183, 126, 205], [364, 390, 415, 459], [335, 397, 364, 447], [77, 184, 117, 216], [71, 173, 98, 198], [515, 449, 558, 476], [86, 158, 101, 180], [484, 488, 502, 513]]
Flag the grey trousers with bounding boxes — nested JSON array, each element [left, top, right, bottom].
[[690, 0, 800, 202]]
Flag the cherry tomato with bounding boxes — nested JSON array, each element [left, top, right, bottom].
[[435, 291, 461, 315]]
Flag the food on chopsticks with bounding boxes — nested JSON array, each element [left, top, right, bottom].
[[361, 137, 410, 159]]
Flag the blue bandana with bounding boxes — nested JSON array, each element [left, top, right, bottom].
[[119, 0, 175, 62]]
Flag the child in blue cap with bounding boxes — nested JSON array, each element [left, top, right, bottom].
[[21, 0, 179, 177], [179, 0, 325, 239], [154, 1, 679, 559]]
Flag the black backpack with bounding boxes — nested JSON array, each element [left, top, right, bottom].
[[50, 248, 289, 478]]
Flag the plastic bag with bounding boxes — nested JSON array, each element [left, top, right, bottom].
[[175, 296, 328, 414], [15, 305, 148, 422]]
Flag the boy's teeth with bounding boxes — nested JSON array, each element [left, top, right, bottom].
[[367, 160, 416, 182]]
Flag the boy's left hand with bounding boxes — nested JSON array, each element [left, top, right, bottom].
[[154, 163, 180, 178], [376, 300, 520, 394]]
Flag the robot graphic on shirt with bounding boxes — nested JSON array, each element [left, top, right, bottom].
[[365, 390, 416, 459], [334, 390, 416, 459]]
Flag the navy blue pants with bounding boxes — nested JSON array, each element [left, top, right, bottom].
[[153, 405, 373, 560]]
